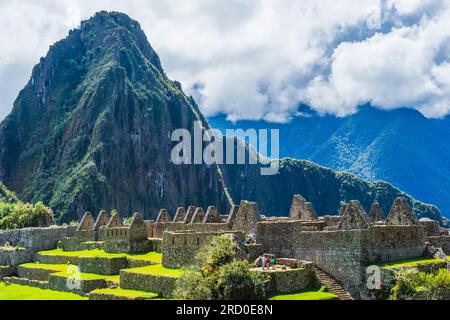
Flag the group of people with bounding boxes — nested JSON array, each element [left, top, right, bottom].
[[255, 255, 277, 270]]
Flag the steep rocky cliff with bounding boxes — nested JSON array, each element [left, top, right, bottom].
[[0, 11, 229, 222]]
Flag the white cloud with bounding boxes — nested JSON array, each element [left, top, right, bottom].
[[0, 0, 449, 121]]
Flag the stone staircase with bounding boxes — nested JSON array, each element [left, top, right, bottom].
[[314, 267, 354, 300]]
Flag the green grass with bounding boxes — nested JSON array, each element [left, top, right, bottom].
[[90, 288, 159, 299], [19, 263, 120, 283], [38, 248, 162, 263], [127, 251, 162, 264], [122, 264, 184, 278], [378, 256, 450, 269], [52, 271, 120, 283], [38, 248, 127, 258], [0, 282, 87, 300], [268, 286, 338, 301]]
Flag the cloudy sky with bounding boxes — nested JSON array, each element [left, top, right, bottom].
[[0, 0, 449, 122]]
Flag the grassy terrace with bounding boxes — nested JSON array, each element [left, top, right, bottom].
[[0, 283, 87, 300], [378, 256, 450, 269], [90, 288, 159, 300], [268, 286, 338, 300], [122, 264, 184, 278], [19, 262, 120, 283], [38, 248, 162, 263]]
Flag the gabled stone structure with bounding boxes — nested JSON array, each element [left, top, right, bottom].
[[368, 202, 385, 224], [231, 201, 262, 235], [77, 212, 95, 231], [226, 205, 240, 227], [387, 197, 418, 226], [191, 208, 205, 224], [183, 206, 196, 224], [107, 213, 123, 228], [173, 208, 186, 223], [94, 210, 110, 231], [156, 209, 171, 223], [203, 206, 221, 223], [129, 213, 148, 242], [289, 195, 318, 221], [338, 201, 368, 230]]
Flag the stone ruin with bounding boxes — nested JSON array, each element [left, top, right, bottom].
[[173, 208, 186, 223], [387, 198, 418, 226], [191, 208, 205, 224], [65, 210, 151, 253], [338, 200, 368, 230], [289, 195, 318, 221], [368, 202, 385, 224], [156, 209, 171, 223], [204, 206, 221, 223]]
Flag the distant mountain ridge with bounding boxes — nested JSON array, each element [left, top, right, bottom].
[[0, 11, 444, 224], [209, 105, 450, 218]]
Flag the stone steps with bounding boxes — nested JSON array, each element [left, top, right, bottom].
[[314, 268, 354, 301]]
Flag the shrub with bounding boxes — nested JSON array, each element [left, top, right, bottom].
[[195, 235, 237, 269], [0, 201, 54, 230], [174, 236, 269, 300], [216, 261, 269, 300], [390, 268, 450, 300], [174, 270, 212, 300]]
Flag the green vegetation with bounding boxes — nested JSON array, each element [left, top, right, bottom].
[[52, 271, 120, 283], [0, 197, 53, 230], [124, 264, 184, 278], [268, 286, 338, 300], [38, 248, 162, 264], [90, 288, 158, 300], [0, 283, 87, 300], [379, 256, 450, 269], [19, 263, 71, 273], [175, 236, 269, 300], [390, 269, 450, 300]]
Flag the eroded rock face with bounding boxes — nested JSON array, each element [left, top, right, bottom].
[[338, 201, 368, 230], [368, 202, 385, 224], [289, 195, 318, 221], [387, 198, 418, 226]]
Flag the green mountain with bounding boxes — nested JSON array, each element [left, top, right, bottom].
[[0, 11, 443, 224], [0, 11, 229, 222], [210, 105, 450, 219]]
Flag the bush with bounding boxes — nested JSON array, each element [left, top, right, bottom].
[[174, 236, 269, 300], [390, 268, 450, 300], [216, 261, 269, 300], [0, 201, 54, 230], [195, 235, 237, 269], [174, 270, 212, 300]]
